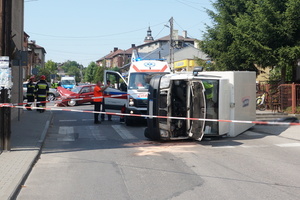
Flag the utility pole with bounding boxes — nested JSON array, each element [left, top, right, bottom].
[[0, 0, 12, 151], [169, 17, 174, 72]]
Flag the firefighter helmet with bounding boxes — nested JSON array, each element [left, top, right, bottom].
[[40, 75, 46, 80]]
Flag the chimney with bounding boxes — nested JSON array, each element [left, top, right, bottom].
[[131, 44, 136, 48], [182, 30, 187, 38], [114, 47, 118, 52]]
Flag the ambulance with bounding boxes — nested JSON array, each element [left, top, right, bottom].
[[144, 67, 256, 141], [104, 58, 171, 126]]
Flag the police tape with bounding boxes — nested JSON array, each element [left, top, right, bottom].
[[1, 103, 300, 126], [76, 94, 127, 101], [0, 94, 129, 107], [56, 94, 128, 104]]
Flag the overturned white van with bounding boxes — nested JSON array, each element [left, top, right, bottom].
[[144, 68, 256, 141]]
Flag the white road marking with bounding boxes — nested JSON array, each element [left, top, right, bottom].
[[58, 126, 75, 141], [241, 145, 269, 148], [275, 143, 300, 147], [211, 146, 235, 149], [209, 143, 300, 149], [59, 126, 74, 134], [89, 126, 107, 140], [112, 125, 137, 140], [59, 119, 77, 122], [82, 119, 93, 121]]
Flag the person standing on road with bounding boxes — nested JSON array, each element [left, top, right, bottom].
[[25, 76, 35, 111], [101, 80, 112, 121], [35, 75, 49, 113], [94, 81, 109, 124]]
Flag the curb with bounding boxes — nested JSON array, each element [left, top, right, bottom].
[[9, 112, 53, 200]]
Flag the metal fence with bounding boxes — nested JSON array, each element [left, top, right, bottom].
[[278, 84, 300, 113], [257, 83, 300, 114]]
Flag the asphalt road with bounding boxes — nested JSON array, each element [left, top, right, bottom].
[[17, 104, 300, 200]]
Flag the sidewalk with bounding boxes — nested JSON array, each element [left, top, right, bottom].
[[0, 110, 52, 200]]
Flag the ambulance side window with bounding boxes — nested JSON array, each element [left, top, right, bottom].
[[106, 72, 126, 91]]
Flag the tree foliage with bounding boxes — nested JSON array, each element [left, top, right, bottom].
[[60, 60, 83, 82], [200, 0, 300, 82], [84, 62, 98, 83], [45, 60, 57, 74]]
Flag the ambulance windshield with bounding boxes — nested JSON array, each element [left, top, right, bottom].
[[129, 72, 168, 89]]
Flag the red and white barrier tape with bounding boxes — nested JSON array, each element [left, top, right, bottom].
[[56, 93, 128, 103], [0, 94, 128, 107], [1, 103, 299, 126]]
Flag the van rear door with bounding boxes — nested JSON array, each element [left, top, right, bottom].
[[188, 81, 206, 140]]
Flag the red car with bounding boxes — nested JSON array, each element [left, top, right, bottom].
[[57, 85, 95, 106]]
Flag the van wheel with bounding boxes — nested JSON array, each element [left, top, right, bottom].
[[125, 116, 134, 126]]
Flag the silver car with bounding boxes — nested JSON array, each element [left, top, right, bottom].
[[23, 82, 60, 101]]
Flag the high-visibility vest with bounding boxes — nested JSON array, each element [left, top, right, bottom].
[[203, 82, 213, 99], [93, 85, 103, 102]]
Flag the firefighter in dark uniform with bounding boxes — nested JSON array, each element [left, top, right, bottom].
[[25, 76, 35, 111], [35, 75, 49, 113]]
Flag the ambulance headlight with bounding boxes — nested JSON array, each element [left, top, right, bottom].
[[160, 129, 169, 137], [129, 98, 134, 106]]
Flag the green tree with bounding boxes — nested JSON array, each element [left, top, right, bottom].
[[84, 62, 98, 83], [60, 60, 83, 82], [45, 60, 57, 74], [93, 65, 104, 83], [201, 0, 300, 82], [36, 67, 51, 82]]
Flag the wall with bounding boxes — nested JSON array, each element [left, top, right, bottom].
[[11, 0, 24, 120]]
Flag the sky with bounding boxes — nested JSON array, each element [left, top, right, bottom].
[[24, 0, 215, 67]]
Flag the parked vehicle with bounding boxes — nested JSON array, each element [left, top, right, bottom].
[[57, 85, 95, 106], [60, 76, 76, 89], [23, 82, 60, 101], [57, 84, 126, 108], [104, 57, 171, 126]]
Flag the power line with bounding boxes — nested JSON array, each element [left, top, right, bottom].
[[27, 21, 166, 39], [175, 0, 208, 12]]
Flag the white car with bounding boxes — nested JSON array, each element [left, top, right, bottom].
[[23, 82, 60, 101]]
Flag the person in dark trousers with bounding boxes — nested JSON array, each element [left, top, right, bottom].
[[35, 75, 49, 113], [25, 76, 35, 111], [94, 81, 109, 124], [101, 80, 112, 121]]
